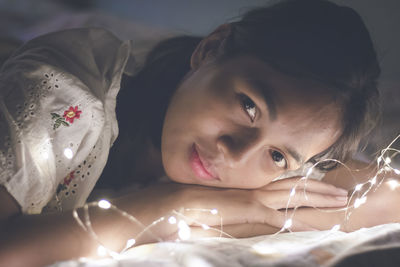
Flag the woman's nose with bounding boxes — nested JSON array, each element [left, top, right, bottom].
[[216, 129, 262, 167]]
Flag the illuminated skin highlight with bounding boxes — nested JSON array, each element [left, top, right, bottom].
[[161, 55, 342, 189]]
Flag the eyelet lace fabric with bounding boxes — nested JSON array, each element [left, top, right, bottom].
[[0, 28, 133, 214]]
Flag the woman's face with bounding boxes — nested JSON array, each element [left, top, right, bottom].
[[161, 55, 342, 189]]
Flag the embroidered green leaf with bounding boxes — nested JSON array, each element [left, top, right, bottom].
[[51, 113, 60, 119], [54, 122, 61, 130], [51, 105, 80, 130]]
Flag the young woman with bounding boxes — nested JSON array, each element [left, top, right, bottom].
[[0, 0, 399, 266]]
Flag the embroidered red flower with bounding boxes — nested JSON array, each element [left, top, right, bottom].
[[63, 106, 82, 123], [63, 171, 75, 186]]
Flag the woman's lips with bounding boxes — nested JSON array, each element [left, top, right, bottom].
[[189, 144, 219, 181]]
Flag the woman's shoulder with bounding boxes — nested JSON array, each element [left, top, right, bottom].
[[0, 28, 132, 214], [2, 27, 133, 100]]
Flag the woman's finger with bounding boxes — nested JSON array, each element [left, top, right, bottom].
[[262, 177, 348, 196], [253, 189, 348, 209]]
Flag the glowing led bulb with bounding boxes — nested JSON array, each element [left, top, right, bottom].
[[126, 239, 136, 248], [64, 148, 73, 159], [283, 219, 292, 229], [178, 220, 191, 240], [290, 188, 296, 197], [354, 184, 363, 191], [385, 157, 392, 164], [354, 196, 367, 208], [210, 208, 218, 215], [42, 151, 49, 160], [394, 169, 400, 175], [201, 224, 210, 230], [97, 245, 108, 257], [168, 216, 177, 224], [98, 199, 111, 209], [331, 224, 341, 232], [387, 180, 400, 190]]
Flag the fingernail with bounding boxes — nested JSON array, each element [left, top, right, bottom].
[[335, 196, 348, 201]]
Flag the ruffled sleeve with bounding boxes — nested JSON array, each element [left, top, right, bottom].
[[0, 28, 132, 214]]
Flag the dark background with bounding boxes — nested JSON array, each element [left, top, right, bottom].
[[0, 0, 399, 163]]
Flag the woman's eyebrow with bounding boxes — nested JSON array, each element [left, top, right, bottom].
[[285, 145, 305, 166], [247, 79, 277, 121]]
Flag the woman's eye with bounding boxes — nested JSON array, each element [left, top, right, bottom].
[[239, 94, 257, 122], [271, 150, 287, 168]]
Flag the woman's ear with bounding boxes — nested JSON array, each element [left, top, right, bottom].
[[190, 24, 233, 69]]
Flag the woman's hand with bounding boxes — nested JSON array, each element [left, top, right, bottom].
[[255, 177, 349, 209], [113, 179, 348, 243]]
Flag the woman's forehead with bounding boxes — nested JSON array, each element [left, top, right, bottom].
[[221, 56, 339, 110]]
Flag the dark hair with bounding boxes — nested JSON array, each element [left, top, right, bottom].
[[98, 36, 201, 189], [223, 0, 380, 170], [101, 0, 380, 188]]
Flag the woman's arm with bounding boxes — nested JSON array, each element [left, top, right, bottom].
[[0, 178, 350, 266], [0, 185, 147, 267], [0, 183, 295, 266], [192, 161, 400, 238]]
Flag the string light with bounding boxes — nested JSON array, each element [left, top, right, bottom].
[[210, 208, 218, 215], [290, 188, 296, 197], [168, 216, 177, 224], [354, 196, 367, 209], [201, 224, 210, 230], [384, 166, 392, 172], [331, 224, 341, 232], [354, 184, 363, 191], [42, 151, 49, 160], [125, 239, 136, 248], [72, 202, 225, 258], [283, 219, 292, 229], [63, 148, 73, 159], [178, 220, 191, 240], [97, 245, 108, 257], [98, 199, 111, 209], [387, 180, 400, 190], [71, 133, 400, 260]]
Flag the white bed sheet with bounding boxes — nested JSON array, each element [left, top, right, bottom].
[[49, 223, 400, 267]]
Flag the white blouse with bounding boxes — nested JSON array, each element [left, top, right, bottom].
[[0, 28, 135, 214], [0, 27, 325, 215]]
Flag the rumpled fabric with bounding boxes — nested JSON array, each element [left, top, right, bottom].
[[0, 28, 132, 213]]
